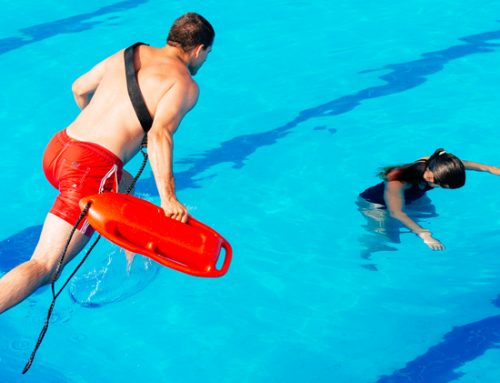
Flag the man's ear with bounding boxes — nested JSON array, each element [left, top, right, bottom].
[[193, 44, 204, 58]]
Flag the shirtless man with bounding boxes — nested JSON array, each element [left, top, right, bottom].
[[0, 12, 214, 314]]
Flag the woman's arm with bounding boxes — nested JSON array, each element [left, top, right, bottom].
[[462, 161, 500, 175], [384, 181, 445, 250]]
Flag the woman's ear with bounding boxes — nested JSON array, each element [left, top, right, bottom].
[[423, 169, 435, 183]]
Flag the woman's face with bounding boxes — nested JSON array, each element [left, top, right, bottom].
[[423, 168, 449, 188]]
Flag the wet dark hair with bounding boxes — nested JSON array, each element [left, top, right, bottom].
[[426, 148, 466, 188], [379, 148, 466, 189], [167, 12, 215, 52]]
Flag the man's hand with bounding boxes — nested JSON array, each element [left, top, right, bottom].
[[162, 197, 189, 223]]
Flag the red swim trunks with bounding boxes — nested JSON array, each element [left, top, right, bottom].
[[42, 129, 123, 236]]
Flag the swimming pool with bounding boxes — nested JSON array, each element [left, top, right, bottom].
[[1, 0, 500, 382]]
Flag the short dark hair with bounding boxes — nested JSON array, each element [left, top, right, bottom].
[[167, 13, 215, 52]]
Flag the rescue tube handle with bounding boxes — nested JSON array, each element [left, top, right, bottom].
[[215, 240, 232, 277], [187, 217, 232, 277]]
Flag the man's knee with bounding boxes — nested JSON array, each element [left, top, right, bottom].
[[29, 257, 62, 285]]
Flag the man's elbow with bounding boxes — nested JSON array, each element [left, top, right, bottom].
[[148, 127, 174, 145], [71, 80, 85, 97]]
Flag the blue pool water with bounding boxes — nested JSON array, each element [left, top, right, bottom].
[[1, 1, 500, 382]]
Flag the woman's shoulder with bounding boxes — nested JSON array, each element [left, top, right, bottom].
[[385, 179, 411, 190]]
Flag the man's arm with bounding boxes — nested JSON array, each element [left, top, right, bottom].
[[71, 57, 110, 109], [147, 79, 199, 223]]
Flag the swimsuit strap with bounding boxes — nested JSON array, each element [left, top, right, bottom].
[[124, 42, 153, 133]]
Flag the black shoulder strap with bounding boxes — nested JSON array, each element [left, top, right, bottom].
[[124, 42, 153, 133]]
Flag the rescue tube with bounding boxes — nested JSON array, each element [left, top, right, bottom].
[[79, 193, 232, 277]]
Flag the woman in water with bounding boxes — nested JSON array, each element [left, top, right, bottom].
[[358, 148, 500, 252]]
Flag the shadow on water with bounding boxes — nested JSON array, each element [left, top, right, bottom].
[[0, 0, 148, 55], [376, 295, 500, 383], [0, 225, 41, 273]]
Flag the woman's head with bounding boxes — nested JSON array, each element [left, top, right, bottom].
[[380, 148, 466, 188], [423, 148, 465, 189]]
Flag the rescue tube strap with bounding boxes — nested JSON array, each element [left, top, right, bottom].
[[124, 42, 154, 133]]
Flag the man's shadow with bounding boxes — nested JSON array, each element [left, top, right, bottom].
[[0, 225, 41, 274]]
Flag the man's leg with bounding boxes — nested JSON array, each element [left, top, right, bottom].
[[0, 213, 90, 314], [118, 170, 136, 267]]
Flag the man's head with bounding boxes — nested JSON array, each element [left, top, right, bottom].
[[167, 12, 215, 75]]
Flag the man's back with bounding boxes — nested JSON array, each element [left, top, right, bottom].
[[67, 44, 197, 163]]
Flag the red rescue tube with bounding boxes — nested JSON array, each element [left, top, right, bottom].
[[79, 193, 232, 277]]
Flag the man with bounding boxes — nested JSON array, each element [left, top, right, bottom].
[[0, 12, 214, 314]]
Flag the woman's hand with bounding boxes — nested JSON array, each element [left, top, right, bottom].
[[418, 231, 445, 251], [489, 166, 500, 176]]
